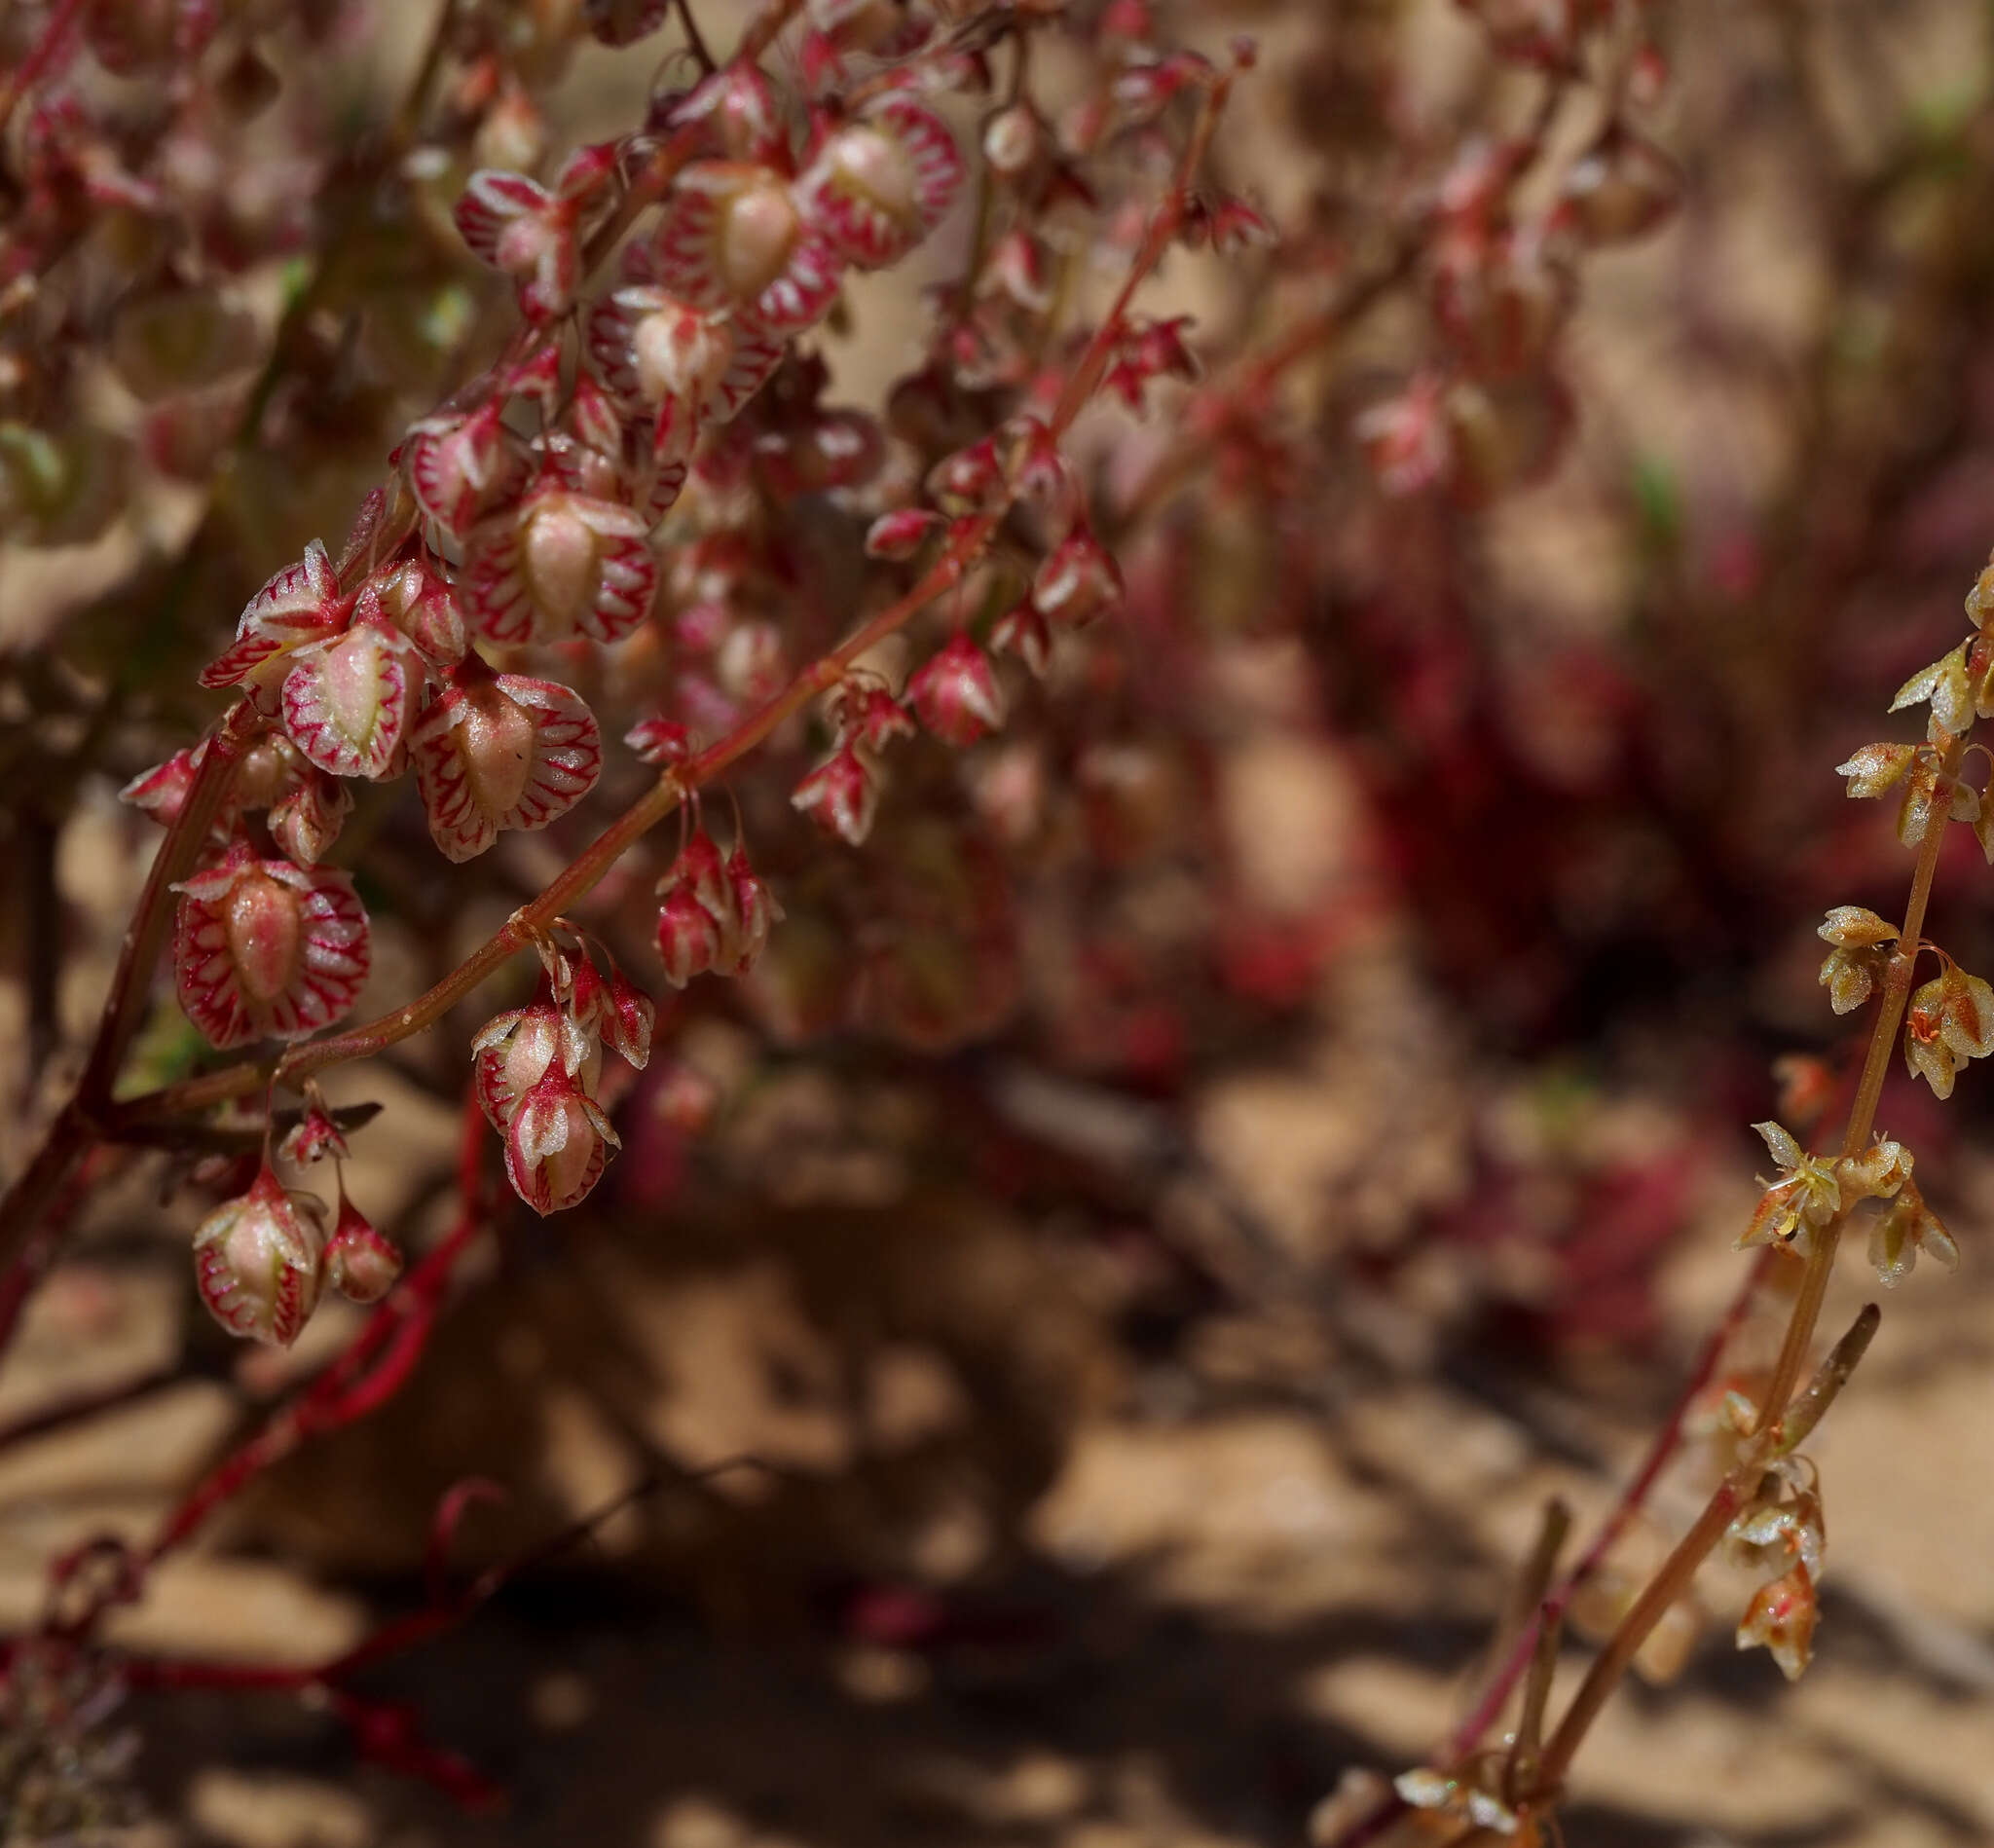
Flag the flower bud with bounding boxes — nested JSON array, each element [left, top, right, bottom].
[[1817, 906, 1897, 949], [625, 715, 692, 765], [831, 681, 916, 753], [722, 842, 782, 974], [471, 82, 547, 172], [982, 104, 1040, 175], [1834, 741, 1916, 800], [564, 950, 610, 1029], [1869, 1183, 1959, 1288], [402, 402, 524, 541], [866, 507, 943, 560], [277, 1105, 350, 1166], [1007, 421, 1078, 518], [1736, 1566, 1817, 1682], [1033, 526, 1125, 628], [1903, 966, 1994, 1098], [927, 437, 1004, 513], [197, 540, 347, 696], [120, 743, 208, 826], [502, 1070, 621, 1215], [454, 169, 580, 323], [991, 600, 1053, 678], [655, 886, 723, 987], [1209, 195, 1276, 255], [374, 561, 465, 671], [978, 229, 1052, 313], [605, 967, 657, 1067], [792, 745, 879, 845], [616, 289, 733, 406], [473, 990, 601, 1128], [907, 633, 1007, 746], [1890, 644, 1975, 737], [1819, 943, 1887, 1016], [671, 829, 732, 920], [324, 1193, 403, 1304], [192, 1164, 325, 1347]]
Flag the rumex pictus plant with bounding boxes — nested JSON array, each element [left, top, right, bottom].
[[1, 0, 1983, 1835]]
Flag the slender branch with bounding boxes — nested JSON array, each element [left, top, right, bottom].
[[77, 711, 257, 1112], [1114, 236, 1419, 530], [0, 1361, 184, 1456], [0, 707, 254, 1285], [107, 63, 1234, 1128], [671, 0, 714, 72], [1519, 745, 1963, 1798], [142, 1091, 490, 1570], [1756, 734, 1960, 1424], [1050, 73, 1233, 432], [1532, 1480, 1745, 1793], [1540, 1305, 1884, 1793], [1322, 1246, 1775, 1848]]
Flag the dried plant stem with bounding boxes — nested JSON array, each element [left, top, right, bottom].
[[1116, 239, 1417, 530], [1322, 1246, 1774, 1848], [1526, 744, 1961, 1796], [1755, 736, 1959, 1423], [1532, 1478, 1745, 1790]]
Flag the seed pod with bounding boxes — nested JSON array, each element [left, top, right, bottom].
[[473, 988, 601, 1128], [650, 162, 841, 332], [171, 844, 371, 1049], [409, 664, 603, 863], [279, 607, 425, 780], [462, 468, 657, 647], [192, 1164, 325, 1348], [1033, 525, 1125, 628], [502, 1069, 621, 1215], [792, 744, 879, 845], [798, 97, 965, 270], [324, 1192, 403, 1304], [907, 633, 1007, 746]]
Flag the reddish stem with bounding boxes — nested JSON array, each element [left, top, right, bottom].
[[0, 1361, 183, 1456], [141, 1092, 490, 1570], [102, 69, 1236, 1132], [0, 0, 86, 136], [1323, 1247, 1775, 1848], [0, 708, 256, 1289]]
